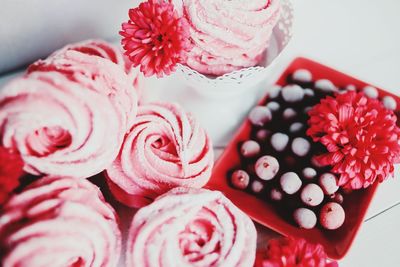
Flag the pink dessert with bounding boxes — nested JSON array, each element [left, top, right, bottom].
[[0, 71, 125, 178], [61, 39, 144, 102], [293, 207, 317, 229], [43, 39, 143, 99], [58, 39, 145, 101], [231, 169, 250, 189], [254, 155, 279, 181], [50, 39, 129, 70], [300, 183, 324, 207], [240, 140, 261, 158], [28, 40, 139, 126], [319, 202, 346, 230], [126, 187, 257, 267], [174, 0, 282, 75], [319, 173, 339, 195], [0, 176, 121, 267], [106, 102, 214, 208]]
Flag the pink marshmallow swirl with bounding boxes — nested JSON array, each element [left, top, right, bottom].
[[53, 39, 128, 70], [105, 102, 214, 208], [46, 39, 144, 99], [0, 176, 121, 267], [126, 187, 257, 267], [177, 0, 281, 75], [0, 71, 124, 178], [28, 40, 138, 126]]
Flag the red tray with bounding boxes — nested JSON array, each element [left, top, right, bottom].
[[205, 57, 400, 260]]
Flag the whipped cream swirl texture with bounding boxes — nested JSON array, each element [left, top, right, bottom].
[[0, 176, 121, 267], [126, 187, 257, 267], [106, 102, 214, 208], [177, 0, 281, 75]]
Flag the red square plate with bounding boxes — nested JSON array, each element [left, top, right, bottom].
[[205, 57, 400, 260]]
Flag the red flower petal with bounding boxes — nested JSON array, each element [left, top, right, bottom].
[[120, 0, 193, 77], [307, 91, 400, 190], [255, 237, 337, 267], [0, 147, 24, 205]]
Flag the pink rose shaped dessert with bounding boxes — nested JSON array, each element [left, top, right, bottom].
[[176, 0, 281, 75], [0, 71, 124, 177], [44, 39, 144, 100], [126, 187, 257, 267], [28, 40, 138, 126], [0, 176, 121, 267], [49, 39, 128, 70], [106, 102, 214, 208]]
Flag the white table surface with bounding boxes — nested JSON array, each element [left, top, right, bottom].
[[0, 0, 399, 266]]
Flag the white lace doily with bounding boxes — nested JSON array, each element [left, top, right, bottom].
[[176, 0, 294, 96]]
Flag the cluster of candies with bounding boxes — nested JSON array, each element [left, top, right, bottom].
[[229, 68, 398, 230]]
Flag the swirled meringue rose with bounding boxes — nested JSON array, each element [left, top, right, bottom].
[[45, 39, 144, 99], [28, 40, 138, 126], [0, 71, 124, 178], [105, 102, 214, 208], [126, 187, 257, 267], [48, 39, 127, 69], [0, 176, 121, 267], [176, 0, 281, 75]]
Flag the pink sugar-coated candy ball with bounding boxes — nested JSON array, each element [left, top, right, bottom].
[[269, 85, 281, 99], [282, 84, 305, 103], [256, 129, 271, 141], [271, 132, 289, 152], [280, 172, 302, 195], [289, 122, 303, 133], [332, 193, 344, 204], [291, 137, 311, 157], [292, 69, 313, 83], [293, 208, 317, 229], [319, 173, 339, 195], [300, 183, 324, 207], [283, 108, 297, 120], [240, 140, 261, 158], [270, 188, 283, 201], [231, 170, 250, 190], [251, 180, 264, 193], [315, 79, 336, 93], [249, 106, 272, 127], [320, 202, 346, 230], [382, 95, 397, 110], [255, 155, 280, 181], [304, 88, 315, 97], [346, 84, 357, 91], [302, 167, 317, 180], [266, 101, 280, 112], [363, 85, 379, 99]]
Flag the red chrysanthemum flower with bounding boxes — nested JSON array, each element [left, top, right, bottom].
[[307, 91, 400, 190], [120, 0, 192, 77], [255, 237, 338, 267], [0, 147, 24, 205]]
